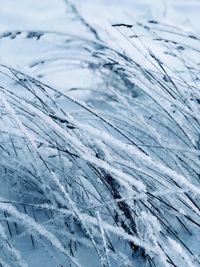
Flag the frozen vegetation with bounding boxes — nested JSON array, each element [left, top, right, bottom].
[[0, 0, 200, 266]]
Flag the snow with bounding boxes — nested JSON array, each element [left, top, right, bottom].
[[0, 0, 200, 267]]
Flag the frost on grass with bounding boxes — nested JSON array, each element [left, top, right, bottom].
[[0, 1, 200, 267]]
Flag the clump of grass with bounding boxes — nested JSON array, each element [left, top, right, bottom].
[[0, 15, 200, 267]]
